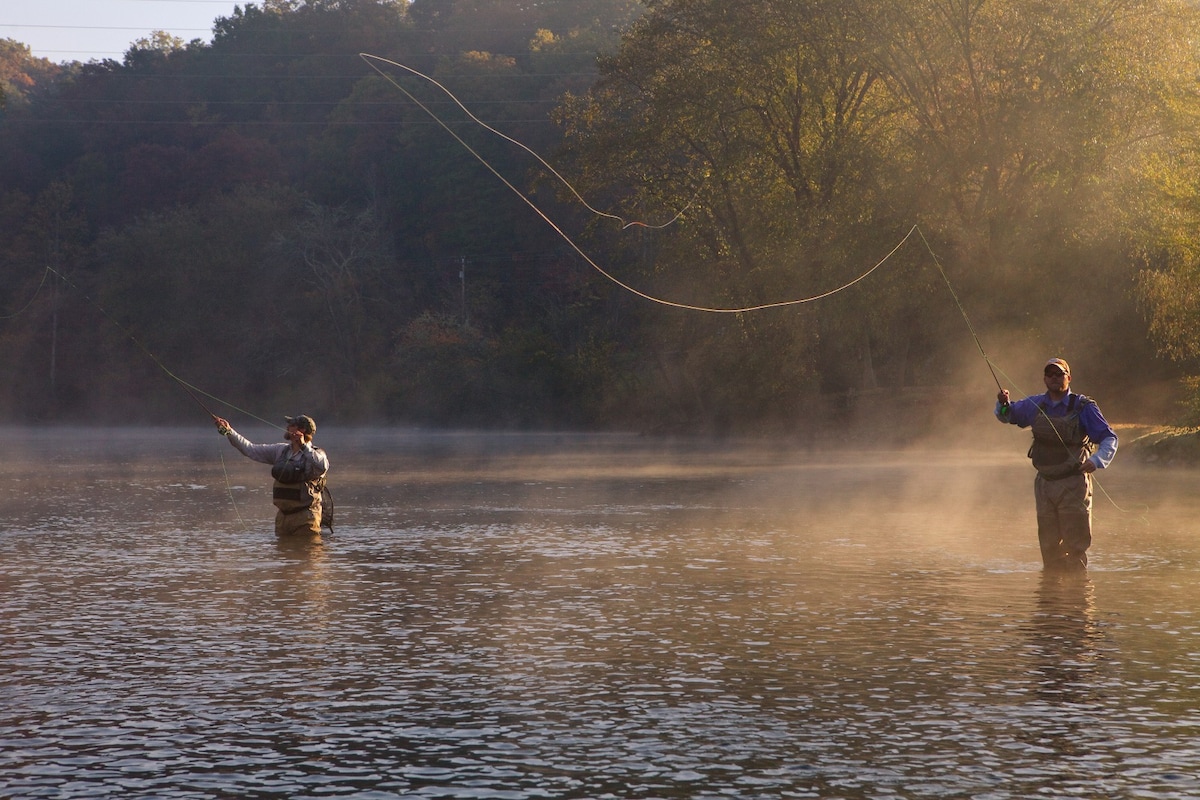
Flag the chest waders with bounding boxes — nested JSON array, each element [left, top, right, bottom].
[[1028, 394, 1094, 569], [272, 476, 322, 512], [271, 447, 327, 535], [1028, 394, 1093, 480]]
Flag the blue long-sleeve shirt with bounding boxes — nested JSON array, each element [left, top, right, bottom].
[[996, 391, 1118, 470]]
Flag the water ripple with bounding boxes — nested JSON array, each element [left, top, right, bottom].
[[4, 431, 1200, 798]]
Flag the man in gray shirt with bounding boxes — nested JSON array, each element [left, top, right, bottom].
[[214, 414, 330, 538]]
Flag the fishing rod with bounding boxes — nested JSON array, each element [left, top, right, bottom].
[[41, 268, 273, 532], [904, 246, 1141, 519], [915, 228, 1005, 395], [909, 234, 1088, 461], [44, 266, 269, 429]]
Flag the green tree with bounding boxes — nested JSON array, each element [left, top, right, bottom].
[[91, 185, 313, 419], [871, 0, 1200, 275], [0, 181, 91, 418], [559, 0, 1200, 427], [273, 200, 399, 412], [1132, 121, 1200, 421], [389, 311, 497, 424], [870, 0, 1200, 414], [556, 0, 914, 424]]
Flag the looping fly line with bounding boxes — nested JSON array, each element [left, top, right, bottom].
[[360, 52, 917, 314], [360, 53, 693, 232], [0, 266, 51, 320]]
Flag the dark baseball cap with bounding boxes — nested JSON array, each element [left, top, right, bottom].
[[284, 415, 316, 434]]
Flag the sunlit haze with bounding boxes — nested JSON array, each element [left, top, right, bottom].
[[1, 0, 247, 64]]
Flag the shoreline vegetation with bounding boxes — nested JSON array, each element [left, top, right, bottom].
[[5, 1, 1200, 432], [1116, 424, 1200, 466]]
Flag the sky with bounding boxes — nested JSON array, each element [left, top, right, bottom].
[[1, 0, 248, 64]]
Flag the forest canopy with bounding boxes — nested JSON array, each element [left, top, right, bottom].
[[3, 0, 1200, 437]]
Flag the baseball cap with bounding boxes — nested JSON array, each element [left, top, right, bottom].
[[1044, 358, 1070, 376], [284, 415, 316, 435]]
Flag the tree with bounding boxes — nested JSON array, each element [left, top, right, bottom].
[[389, 311, 497, 423], [1132, 122, 1200, 421], [0, 38, 60, 111], [558, 0, 1200, 425], [90, 185, 313, 418], [0, 181, 90, 417], [871, 0, 1200, 269], [555, 0, 919, 422], [273, 200, 398, 411], [870, 0, 1200, 413], [0, 0, 654, 426]]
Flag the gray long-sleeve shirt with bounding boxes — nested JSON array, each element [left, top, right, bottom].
[[225, 428, 330, 480]]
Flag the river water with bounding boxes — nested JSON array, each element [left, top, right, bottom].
[[3, 427, 1200, 799]]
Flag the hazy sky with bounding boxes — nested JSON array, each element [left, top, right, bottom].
[[2, 0, 247, 64]]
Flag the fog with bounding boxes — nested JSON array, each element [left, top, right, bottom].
[[3, 427, 1200, 798]]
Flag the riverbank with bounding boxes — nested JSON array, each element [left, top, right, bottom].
[[1116, 424, 1200, 465]]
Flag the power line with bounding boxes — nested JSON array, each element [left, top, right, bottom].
[[45, 98, 560, 108], [4, 22, 613, 36], [1, 117, 561, 127], [28, 70, 600, 79], [2, 23, 215, 33], [11, 45, 612, 61]]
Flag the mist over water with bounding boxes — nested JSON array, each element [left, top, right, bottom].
[[3, 427, 1200, 799]]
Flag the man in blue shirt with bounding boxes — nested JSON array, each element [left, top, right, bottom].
[[995, 358, 1118, 570]]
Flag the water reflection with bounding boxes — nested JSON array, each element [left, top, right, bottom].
[[1029, 571, 1103, 703], [272, 535, 334, 629], [1010, 572, 1107, 786], [3, 429, 1200, 799]]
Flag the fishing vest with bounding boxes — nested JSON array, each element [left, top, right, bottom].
[[1028, 394, 1093, 480], [271, 446, 326, 514]]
